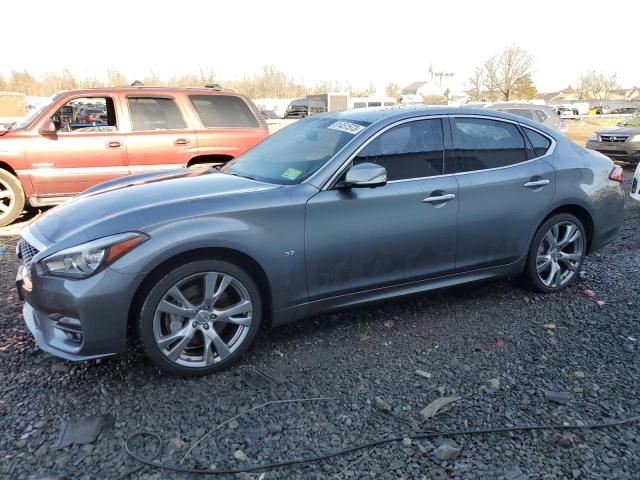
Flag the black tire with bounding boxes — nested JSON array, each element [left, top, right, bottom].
[[138, 259, 262, 377], [0, 169, 25, 227], [522, 213, 587, 293]]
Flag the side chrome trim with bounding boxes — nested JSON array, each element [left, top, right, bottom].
[[319, 114, 558, 190], [17, 164, 184, 177]]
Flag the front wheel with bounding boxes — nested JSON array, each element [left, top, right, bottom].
[[523, 213, 587, 293], [0, 169, 25, 227], [138, 259, 262, 376]]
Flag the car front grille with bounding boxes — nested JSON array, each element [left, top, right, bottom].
[[599, 150, 628, 157], [18, 239, 39, 271], [600, 135, 628, 143]]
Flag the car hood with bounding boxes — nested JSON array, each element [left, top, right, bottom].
[[598, 126, 640, 135], [31, 168, 280, 243]]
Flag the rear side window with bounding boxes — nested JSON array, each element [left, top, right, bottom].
[[128, 97, 187, 131], [451, 118, 528, 172], [354, 119, 444, 180], [523, 127, 552, 157], [534, 110, 549, 123], [189, 95, 259, 128]]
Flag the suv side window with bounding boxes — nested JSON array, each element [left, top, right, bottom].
[[534, 110, 548, 123], [353, 119, 444, 181], [523, 127, 552, 158], [128, 97, 187, 131], [189, 95, 259, 128], [51, 96, 117, 133], [451, 117, 528, 172]]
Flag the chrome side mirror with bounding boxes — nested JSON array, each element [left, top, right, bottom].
[[342, 162, 387, 188]]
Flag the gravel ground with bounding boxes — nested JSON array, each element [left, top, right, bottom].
[[0, 175, 638, 480]]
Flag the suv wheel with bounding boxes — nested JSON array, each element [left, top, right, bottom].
[[138, 259, 262, 376], [0, 170, 25, 227], [523, 213, 586, 293]]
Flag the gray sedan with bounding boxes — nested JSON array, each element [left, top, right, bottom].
[[16, 107, 625, 376], [586, 113, 640, 165]]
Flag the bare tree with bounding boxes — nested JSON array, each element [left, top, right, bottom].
[[106, 69, 128, 87], [385, 81, 401, 99], [467, 66, 485, 101], [350, 82, 376, 98], [483, 45, 534, 101], [576, 70, 619, 101]]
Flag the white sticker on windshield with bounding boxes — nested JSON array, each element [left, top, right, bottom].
[[327, 121, 365, 135]]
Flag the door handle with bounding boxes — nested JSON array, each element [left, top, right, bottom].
[[174, 138, 190, 146], [524, 179, 550, 188], [422, 193, 456, 203], [106, 141, 122, 149]]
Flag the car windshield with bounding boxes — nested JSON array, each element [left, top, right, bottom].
[[222, 116, 370, 185], [10, 94, 61, 130], [619, 114, 640, 127]]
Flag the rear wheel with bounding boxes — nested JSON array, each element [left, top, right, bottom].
[[523, 213, 586, 293], [138, 259, 262, 376], [0, 169, 25, 227]]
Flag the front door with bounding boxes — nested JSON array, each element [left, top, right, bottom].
[[305, 118, 459, 299], [450, 116, 556, 270], [123, 96, 196, 174], [26, 95, 126, 197]]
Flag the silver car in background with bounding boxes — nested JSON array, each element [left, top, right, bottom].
[[486, 103, 568, 134], [16, 107, 625, 376]]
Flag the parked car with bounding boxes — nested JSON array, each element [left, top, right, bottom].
[[74, 107, 106, 124], [486, 103, 568, 134], [585, 113, 640, 165], [556, 106, 576, 118], [0, 86, 268, 226], [631, 163, 640, 202], [16, 107, 624, 376], [284, 98, 326, 119], [259, 109, 280, 120]]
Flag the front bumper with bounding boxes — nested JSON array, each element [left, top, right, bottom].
[[586, 141, 640, 164], [17, 262, 142, 361]]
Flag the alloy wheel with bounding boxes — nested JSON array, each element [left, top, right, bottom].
[[536, 221, 584, 288], [0, 178, 15, 222], [152, 271, 253, 368]]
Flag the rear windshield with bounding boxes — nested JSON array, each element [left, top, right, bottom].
[[189, 94, 259, 128], [222, 117, 370, 185]]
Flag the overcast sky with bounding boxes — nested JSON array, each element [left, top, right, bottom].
[[4, 0, 639, 93]]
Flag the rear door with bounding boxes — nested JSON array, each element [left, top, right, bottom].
[[450, 116, 556, 271], [122, 95, 196, 174], [187, 94, 268, 164], [305, 118, 459, 298]]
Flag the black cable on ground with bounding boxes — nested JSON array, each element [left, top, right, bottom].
[[117, 414, 640, 478]]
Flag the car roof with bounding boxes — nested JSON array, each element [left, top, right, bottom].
[[322, 105, 554, 131], [56, 86, 239, 97]]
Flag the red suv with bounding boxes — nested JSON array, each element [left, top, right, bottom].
[[0, 86, 268, 226]]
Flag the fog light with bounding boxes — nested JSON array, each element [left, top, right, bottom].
[[51, 315, 83, 344]]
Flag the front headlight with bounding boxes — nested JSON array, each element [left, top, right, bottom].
[[40, 232, 148, 278], [588, 132, 599, 141], [630, 134, 640, 142]]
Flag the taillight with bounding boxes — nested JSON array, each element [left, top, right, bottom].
[[608, 165, 624, 183]]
